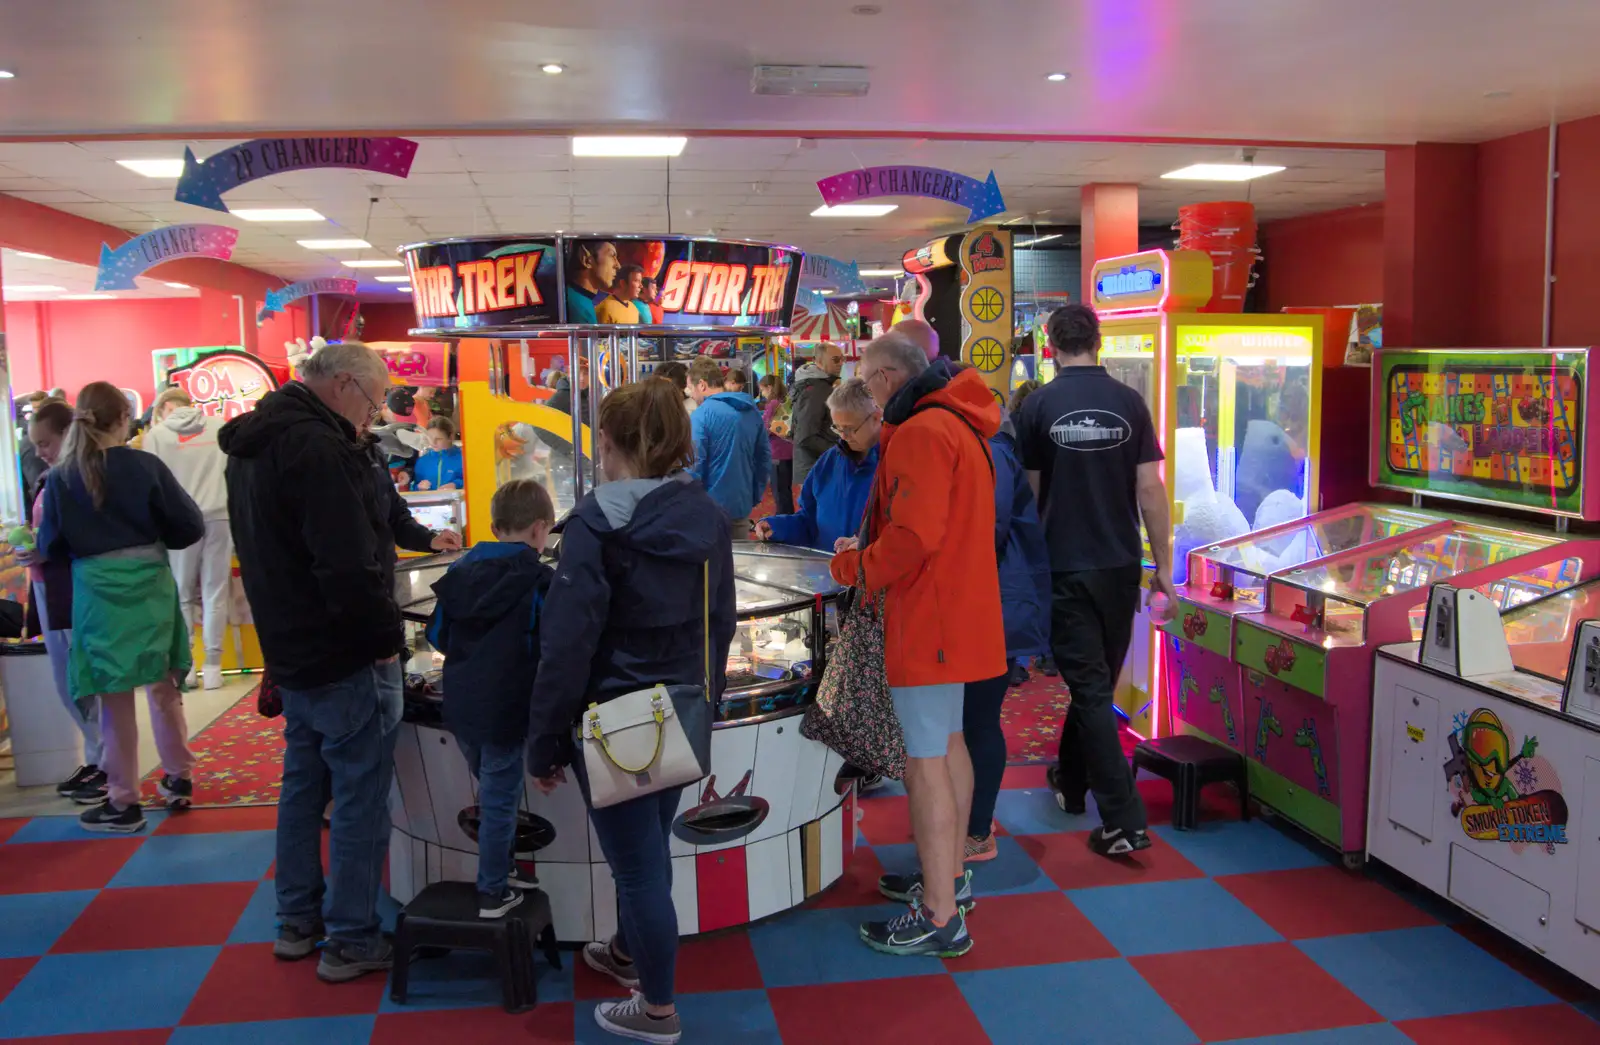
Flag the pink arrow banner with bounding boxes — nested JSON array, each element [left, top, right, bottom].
[[175, 137, 419, 212], [816, 165, 1006, 222], [96, 224, 240, 291]]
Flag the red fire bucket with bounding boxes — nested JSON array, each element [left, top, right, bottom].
[[1176, 202, 1260, 313]]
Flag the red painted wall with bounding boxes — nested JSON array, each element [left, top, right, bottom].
[[4, 296, 305, 402], [1258, 205, 1384, 311], [1471, 128, 1548, 347], [358, 302, 418, 343], [1553, 114, 1600, 346]]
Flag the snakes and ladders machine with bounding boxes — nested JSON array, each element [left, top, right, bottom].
[[1366, 347, 1600, 988], [1169, 347, 1599, 864], [383, 234, 867, 942], [1087, 249, 1325, 736]]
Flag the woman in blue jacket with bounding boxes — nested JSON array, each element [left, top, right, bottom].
[[753, 378, 879, 552], [527, 378, 736, 1045], [964, 413, 1051, 862]]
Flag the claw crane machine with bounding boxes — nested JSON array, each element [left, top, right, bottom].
[[1087, 249, 1324, 736], [1179, 347, 1598, 865]]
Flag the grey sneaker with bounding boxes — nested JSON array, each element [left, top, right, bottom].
[[583, 939, 641, 989], [316, 938, 393, 983], [860, 904, 973, 958], [593, 990, 681, 1044], [274, 921, 325, 961], [877, 867, 975, 911]]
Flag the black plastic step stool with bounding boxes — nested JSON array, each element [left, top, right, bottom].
[[1131, 735, 1249, 831], [390, 882, 562, 1013]]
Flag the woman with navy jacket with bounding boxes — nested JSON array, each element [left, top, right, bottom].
[[964, 405, 1052, 862], [526, 378, 736, 1045]]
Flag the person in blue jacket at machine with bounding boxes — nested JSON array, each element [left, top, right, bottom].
[[687, 356, 769, 536], [753, 377, 879, 552], [414, 416, 464, 491]]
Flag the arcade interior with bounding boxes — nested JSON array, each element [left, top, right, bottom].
[[1, 5, 1600, 1042]]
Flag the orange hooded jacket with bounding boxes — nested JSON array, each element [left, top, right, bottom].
[[830, 364, 1008, 687]]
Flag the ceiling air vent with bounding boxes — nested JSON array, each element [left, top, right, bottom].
[[752, 65, 870, 98]]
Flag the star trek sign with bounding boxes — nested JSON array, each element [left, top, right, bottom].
[[402, 235, 802, 334]]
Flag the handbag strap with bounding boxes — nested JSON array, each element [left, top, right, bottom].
[[703, 560, 711, 702]]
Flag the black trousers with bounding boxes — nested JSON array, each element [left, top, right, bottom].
[[1051, 564, 1149, 833], [964, 672, 1010, 838], [773, 458, 795, 516]]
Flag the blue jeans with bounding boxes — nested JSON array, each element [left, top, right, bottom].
[[276, 661, 402, 947], [456, 738, 525, 897], [575, 763, 683, 1008]]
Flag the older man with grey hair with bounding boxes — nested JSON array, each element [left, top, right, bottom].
[[221, 340, 407, 985], [830, 331, 1006, 959]]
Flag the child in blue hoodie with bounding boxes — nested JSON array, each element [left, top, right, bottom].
[[414, 416, 465, 491], [426, 478, 555, 918]]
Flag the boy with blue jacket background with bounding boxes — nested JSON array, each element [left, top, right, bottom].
[[687, 356, 769, 534], [414, 416, 465, 491], [426, 479, 554, 918]]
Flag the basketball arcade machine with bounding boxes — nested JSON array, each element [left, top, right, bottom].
[[1087, 249, 1324, 737], [900, 226, 1014, 405], [1175, 348, 1598, 864], [386, 235, 873, 943]]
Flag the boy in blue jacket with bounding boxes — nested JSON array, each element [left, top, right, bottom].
[[426, 479, 554, 917], [414, 416, 465, 491], [688, 356, 770, 532]]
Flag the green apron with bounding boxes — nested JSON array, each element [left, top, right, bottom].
[[68, 548, 192, 699]]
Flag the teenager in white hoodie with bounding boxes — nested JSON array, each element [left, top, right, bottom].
[[143, 387, 232, 689]]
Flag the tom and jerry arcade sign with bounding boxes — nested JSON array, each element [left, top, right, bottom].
[[403, 235, 801, 334]]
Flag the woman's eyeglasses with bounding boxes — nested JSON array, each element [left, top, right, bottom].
[[830, 416, 876, 440]]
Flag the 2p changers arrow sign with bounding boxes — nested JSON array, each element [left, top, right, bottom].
[[257, 277, 359, 324], [175, 136, 420, 212], [816, 165, 1006, 223]]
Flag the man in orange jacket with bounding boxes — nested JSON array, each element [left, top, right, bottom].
[[831, 331, 1005, 958]]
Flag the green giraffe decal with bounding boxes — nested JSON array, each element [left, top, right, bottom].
[[1254, 695, 1282, 762], [1208, 680, 1236, 744], [1294, 718, 1331, 796], [1179, 667, 1198, 716]]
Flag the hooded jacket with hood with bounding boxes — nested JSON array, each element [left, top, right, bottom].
[[789, 361, 837, 485], [426, 542, 553, 746], [690, 390, 771, 521], [220, 382, 405, 689], [526, 472, 736, 778], [830, 360, 1007, 687], [143, 405, 229, 519]]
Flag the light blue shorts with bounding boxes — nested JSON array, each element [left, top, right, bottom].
[[890, 683, 965, 758]]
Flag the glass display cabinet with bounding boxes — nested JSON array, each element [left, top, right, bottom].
[[384, 233, 855, 946]]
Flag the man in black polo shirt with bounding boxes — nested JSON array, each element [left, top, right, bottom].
[[1015, 304, 1174, 857]]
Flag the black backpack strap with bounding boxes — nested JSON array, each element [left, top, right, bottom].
[[911, 402, 995, 480]]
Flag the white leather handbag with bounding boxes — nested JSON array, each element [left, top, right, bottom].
[[579, 565, 713, 808]]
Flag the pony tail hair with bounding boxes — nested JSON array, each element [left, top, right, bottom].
[[59, 381, 130, 508]]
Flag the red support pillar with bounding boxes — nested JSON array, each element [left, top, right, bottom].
[[1383, 144, 1478, 347], [1080, 184, 1140, 304]]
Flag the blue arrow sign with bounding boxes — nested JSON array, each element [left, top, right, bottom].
[[257, 277, 360, 324], [800, 254, 866, 295], [817, 166, 1006, 223], [95, 224, 240, 291], [175, 137, 420, 212]]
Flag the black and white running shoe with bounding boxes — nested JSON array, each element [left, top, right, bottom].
[[56, 764, 101, 797], [1088, 825, 1152, 857], [159, 774, 194, 810], [859, 904, 972, 958], [79, 800, 146, 834]]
